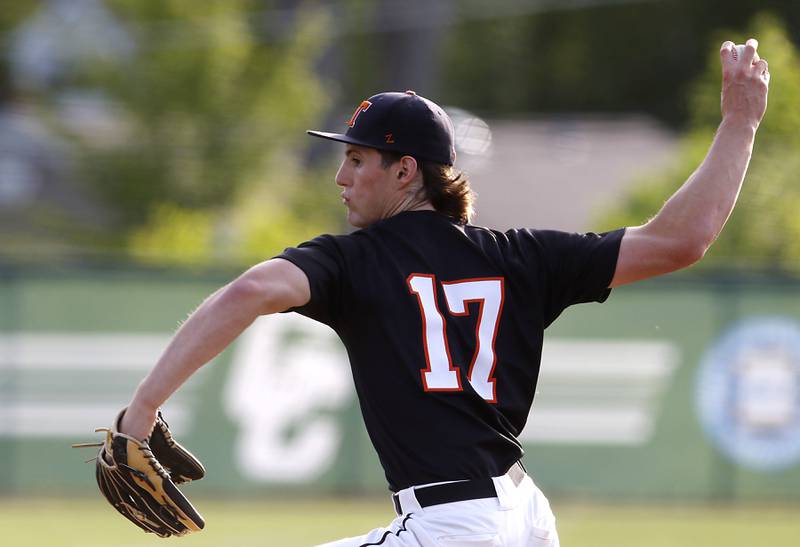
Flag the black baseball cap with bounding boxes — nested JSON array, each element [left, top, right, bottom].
[[307, 90, 456, 165]]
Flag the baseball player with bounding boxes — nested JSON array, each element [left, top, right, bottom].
[[117, 40, 768, 546]]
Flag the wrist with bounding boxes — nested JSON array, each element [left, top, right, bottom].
[[120, 398, 159, 440], [719, 115, 759, 134]]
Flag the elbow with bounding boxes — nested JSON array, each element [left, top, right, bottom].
[[222, 272, 271, 315], [669, 239, 710, 270]]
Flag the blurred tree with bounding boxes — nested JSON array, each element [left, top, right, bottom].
[[0, 2, 41, 102], [598, 13, 800, 270], [437, 0, 800, 126], [56, 0, 339, 265]]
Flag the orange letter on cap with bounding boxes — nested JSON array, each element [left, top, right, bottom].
[[347, 100, 372, 127]]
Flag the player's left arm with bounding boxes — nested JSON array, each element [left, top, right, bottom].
[[119, 258, 311, 440], [610, 39, 769, 288]]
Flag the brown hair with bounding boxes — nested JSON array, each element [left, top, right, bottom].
[[380, 150, 474, 225]]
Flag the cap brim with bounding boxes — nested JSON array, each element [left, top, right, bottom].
[[306, 130, 454, 165], [306, 130, 392, 151]]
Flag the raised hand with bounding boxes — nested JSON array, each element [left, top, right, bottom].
[[720, 38, 770, 128]]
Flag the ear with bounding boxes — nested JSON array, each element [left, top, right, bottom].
[[395, 155, 420, 189]]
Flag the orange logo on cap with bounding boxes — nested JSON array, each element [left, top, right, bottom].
[[347, 100, 372, 127], [385, 133, 395, 144]]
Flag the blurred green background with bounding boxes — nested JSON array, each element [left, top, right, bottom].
[[4, 0, 800, 268], [2, 1, 800, 545]]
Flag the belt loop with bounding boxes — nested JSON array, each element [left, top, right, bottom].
[[492, 462, 526, 510], [395, 486, 423, 515], [492, 475, 516, 510]]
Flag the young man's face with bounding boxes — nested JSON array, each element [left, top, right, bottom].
[[335, 144, 400, 228]]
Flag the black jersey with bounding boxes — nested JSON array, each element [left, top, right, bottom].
[[278, 210, 623, 491]]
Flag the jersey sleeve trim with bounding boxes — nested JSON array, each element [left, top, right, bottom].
[[594, 227, 626, 303]]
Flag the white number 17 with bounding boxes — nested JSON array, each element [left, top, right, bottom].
[[407, 274, 505, 403]]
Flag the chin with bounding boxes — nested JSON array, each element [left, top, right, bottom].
[[349, 219, 369, 229], [347, 211, 370, 229]]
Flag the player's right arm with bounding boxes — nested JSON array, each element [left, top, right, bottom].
[[119, 258, 310, 440], [609, 39, 769, 287]]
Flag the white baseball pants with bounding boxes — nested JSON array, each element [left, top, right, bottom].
[[317, 472, 559, 547]]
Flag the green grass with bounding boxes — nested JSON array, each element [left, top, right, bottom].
[[1, 498, 798, 546], [556, 503, 800, 547]]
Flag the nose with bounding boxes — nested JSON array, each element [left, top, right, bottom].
[[335, 161, 348, 187]]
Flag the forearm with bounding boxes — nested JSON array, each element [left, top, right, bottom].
[[131, 284, 261, 410], [120, 258, 310, 439], [650, 117, 757, 253], [121, 281, 263, 439]]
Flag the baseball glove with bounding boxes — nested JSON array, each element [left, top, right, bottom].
[[149, 410, 206, 485], [74, 409, 205, 538]]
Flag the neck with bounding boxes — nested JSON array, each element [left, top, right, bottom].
[[383, 193, 434, 219]]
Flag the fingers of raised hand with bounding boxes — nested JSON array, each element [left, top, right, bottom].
[[721, 38, 767, 81], [744, 54, 769, 89], [755, 59, 769, 80], [720, 40, 735, 63], [742, 38, 759, 65]]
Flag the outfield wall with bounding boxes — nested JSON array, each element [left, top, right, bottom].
[[1, 265, 799, 500]]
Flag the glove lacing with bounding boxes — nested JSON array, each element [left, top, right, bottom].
[[116, 442, 172, 494], [138, 442, 171, 482], [156, 412, 178, 448]]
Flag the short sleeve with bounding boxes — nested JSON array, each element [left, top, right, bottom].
[[276, 235, 344, 327], [508, 228, 625, 327]]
